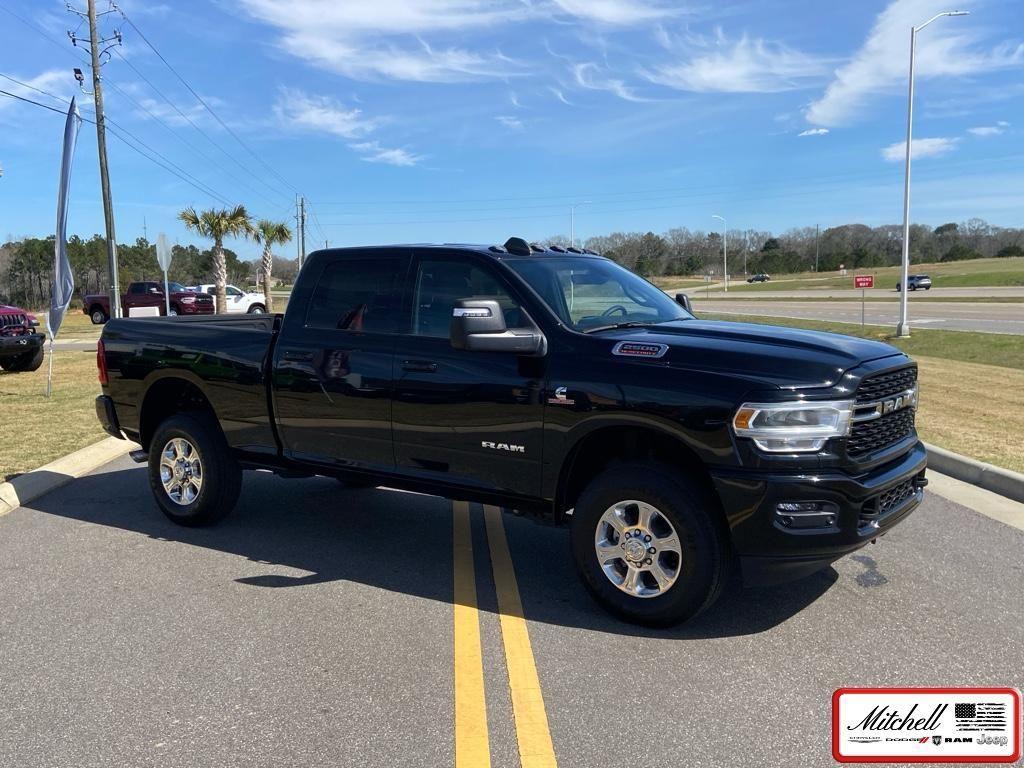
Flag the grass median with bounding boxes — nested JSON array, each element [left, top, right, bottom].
[[0, 350, 106, 481], [702, 312, 1024, 473]]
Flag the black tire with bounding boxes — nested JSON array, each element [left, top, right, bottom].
[[247, 304, 266, 314], [90, 306, 108, 325], [0, 346, 44, 372], [570, 462, 728, 627], [147, 413, 242, 527]]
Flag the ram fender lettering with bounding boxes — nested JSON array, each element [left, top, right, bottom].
[[481, 440, 526, 454]]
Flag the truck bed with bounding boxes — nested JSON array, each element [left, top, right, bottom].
[[100, 314, 281, 454]]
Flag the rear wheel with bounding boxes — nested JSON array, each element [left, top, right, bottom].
[[90, 306, 108, 324], [247, 304, 266, 314], [148, 413, 241, 527], [570, 462, 728, 627]]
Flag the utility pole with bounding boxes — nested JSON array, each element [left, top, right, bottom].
[[72, 0, 122, 317], [143, 216, 147, 242], [712, 214, 727, 292], [815, 223, 819, 272], [295, 194, 301, 266], [299, 196, 306, 270]]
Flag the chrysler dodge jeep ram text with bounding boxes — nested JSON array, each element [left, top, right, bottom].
[[94, 238, 927, 626]]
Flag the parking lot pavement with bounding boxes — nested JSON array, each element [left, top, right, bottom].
[[2, 456, 1022, 767]]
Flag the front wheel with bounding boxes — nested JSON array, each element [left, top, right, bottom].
[[168, 306, 179, 316], [570, 462, 728, 627], [247, 304, 266, 314], [148, 413, 242, 527]]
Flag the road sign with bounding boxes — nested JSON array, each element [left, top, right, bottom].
[[854, 275, 874, 289], [156, 233, 172, 316]]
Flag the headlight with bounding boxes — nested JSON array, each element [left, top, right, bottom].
[[733, 399, 854, 453]]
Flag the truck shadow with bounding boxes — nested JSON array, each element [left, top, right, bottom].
[[27, 463, 837, 640]]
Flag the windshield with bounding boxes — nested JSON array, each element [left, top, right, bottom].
[[506, 256, 691, 332], [167, 282, 187, 292]]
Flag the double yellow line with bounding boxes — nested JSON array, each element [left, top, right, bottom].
[[452, 501, 558, 768]]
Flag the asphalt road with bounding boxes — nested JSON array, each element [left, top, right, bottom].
[[1, 457, 1022, 767], [694, 298, 1024, 334]]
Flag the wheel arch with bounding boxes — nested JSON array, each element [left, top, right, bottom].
[[138, 373, 217, 451]]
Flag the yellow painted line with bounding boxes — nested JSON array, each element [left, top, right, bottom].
[[483, 504, 558, 768], [452, 501, 491, 768]]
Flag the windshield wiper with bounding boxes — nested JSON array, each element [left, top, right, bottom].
[[581, 320, 670, 334]]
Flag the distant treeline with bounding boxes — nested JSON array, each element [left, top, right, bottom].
[[0, 235, 301, 308], [557, 218, 1024, 277]]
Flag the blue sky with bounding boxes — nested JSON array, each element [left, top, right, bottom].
[[0, 0, 1022, 260]]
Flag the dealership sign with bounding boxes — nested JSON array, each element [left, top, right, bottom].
[[833, 688, 1021, 763]]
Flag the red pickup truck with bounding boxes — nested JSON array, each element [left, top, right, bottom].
[[0, 303, 44, 372], [84, 281, 215, 324]]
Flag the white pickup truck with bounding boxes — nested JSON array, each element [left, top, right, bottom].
[[189, 284, 267, 314]]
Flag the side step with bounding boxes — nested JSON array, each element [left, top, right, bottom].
[[129, 449, 148, 464]]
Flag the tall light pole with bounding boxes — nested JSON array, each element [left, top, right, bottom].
[[712, 214, 727, 292], [570, 201, 591, 248], [897, 9, 969, 337]]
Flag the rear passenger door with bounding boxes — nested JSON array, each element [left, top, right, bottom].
[[272, 250, 410, 470], [391, 251, 545, 497]]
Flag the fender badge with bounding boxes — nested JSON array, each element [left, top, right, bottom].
[[547, 386, 575, 406], [611, 341, 668, 359]]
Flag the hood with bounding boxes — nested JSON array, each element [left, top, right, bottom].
[[603, 319, 904, 389], [0, 304, 28, 315]]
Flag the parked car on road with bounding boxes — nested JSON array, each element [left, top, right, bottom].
[[0, 303, 44, 372], [896, 274, 932, 291], [747, 273, 771, 283], [95, 238, 926, 626], [189, 284, 267, 314], [84, 281, 215, 324]]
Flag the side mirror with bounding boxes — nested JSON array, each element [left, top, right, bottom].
[[450, 299, 545, 355], [675, 292, 693, 313]]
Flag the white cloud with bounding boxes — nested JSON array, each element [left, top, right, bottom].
[[495, 115, 523, 129], [349, 141, 423, 166], [881, 136, 958, 162], [643, 32, 830, 93], [0, 70, 74, 112], [274, 88, 380, 138], [237, 0, 527, 82], [968, 121, 1010, 137], [572, 62, 648, 102], [798, 127, 830, 137], [807, 0, 1024, 127], [549, 87, 572, 105], [134, 96, 207, 127], [549, 0, 679, 25]]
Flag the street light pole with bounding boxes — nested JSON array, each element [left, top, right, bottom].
[[712, 214, 727, 292], [570, 201, 591, 248], [897, 9, 969, 337]]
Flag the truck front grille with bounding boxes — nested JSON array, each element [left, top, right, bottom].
[[859, 475, 920, 530], [848, 367, 918, 458], [1, 313, 27, 328]]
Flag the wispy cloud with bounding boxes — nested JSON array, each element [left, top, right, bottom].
[[548, 87, 572, 105], [274, 88, 380, 138], [572, 62, 648, 101], [798, 127, 829, 137], [645, 32, 829, 93], [0, 70, 73, 112], [495, 115, 524, 129], [968, 121, 1009, 137], [807, 0, 1024, 127], [349, 141, 423, 166], [549, 0, 680, 25], [881, 136, 958, 162]]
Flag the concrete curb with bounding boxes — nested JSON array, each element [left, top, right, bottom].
[[925, 442, 1024, 505], [0, 437, 134, 517]]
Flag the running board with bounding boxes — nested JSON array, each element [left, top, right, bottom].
[[128, 449, 148, 464]]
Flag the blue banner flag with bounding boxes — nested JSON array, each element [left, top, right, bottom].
[[49, 95, 81, 341]]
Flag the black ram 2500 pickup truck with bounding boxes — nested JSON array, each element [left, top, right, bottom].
[[95, 238, 926, 626]]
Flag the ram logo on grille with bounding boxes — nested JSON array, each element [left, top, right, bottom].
[[881, 392, 915, 415]]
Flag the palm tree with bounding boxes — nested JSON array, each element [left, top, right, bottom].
[[252, 219, 293, 313], [177, 205, 253, 313]]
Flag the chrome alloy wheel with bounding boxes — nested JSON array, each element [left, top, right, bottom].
[[594, 500, 682, 598], [159, 438, 204, 506]]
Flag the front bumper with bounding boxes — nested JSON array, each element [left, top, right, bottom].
[[177, 301, 214, 315], [0, 332, 44, 358], [711, 441, 928, 586]]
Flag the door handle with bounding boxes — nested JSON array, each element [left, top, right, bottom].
[[401, 359, 438, 373], [283, 351, 314, 362]]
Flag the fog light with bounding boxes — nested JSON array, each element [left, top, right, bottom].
[[774, 501, 839, 531]]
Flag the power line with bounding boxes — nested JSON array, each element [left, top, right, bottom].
[[0, 88, 67, 114], [119, 11, 298, 194], [110, 49, 290, 205]]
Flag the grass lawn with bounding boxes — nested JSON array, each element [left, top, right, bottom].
[[702, 312, 1024, 473], [0, 350, 106, 481], [660, 256, 1024, 293]]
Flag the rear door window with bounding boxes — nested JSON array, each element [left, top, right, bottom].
[[305, 256, 407, 334]]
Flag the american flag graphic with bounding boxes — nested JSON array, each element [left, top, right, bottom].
[[954, 702, 1008, 731]]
